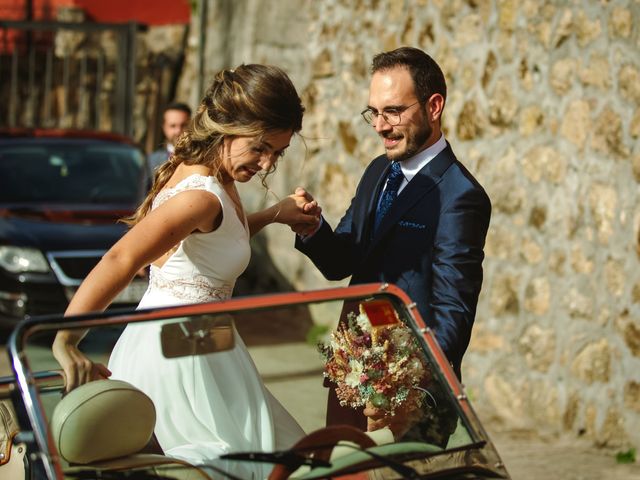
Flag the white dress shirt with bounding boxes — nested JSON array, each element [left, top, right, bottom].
[[393, 133, 447, 193]]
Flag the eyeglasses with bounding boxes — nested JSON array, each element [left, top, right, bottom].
[[360, 101, 421, 126]]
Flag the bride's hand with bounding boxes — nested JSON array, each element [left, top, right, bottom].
[[273, 187, 321, 233], [289, 187, 322, 236], [52, 331, 112, 393]]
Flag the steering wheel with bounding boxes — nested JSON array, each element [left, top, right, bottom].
[[268, 425, 376, 480]]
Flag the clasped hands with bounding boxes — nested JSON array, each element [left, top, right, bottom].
[[276, 187, 322, 236]]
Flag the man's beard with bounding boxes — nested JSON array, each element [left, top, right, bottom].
[[385, 122, 432, 162]]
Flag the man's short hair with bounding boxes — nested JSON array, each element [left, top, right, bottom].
[[163, 102, 192, 117], [371, 47, 447, 104]]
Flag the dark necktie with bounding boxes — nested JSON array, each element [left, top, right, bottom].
[[374, 161, 404, 233]]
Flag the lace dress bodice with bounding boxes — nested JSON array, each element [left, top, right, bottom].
[[140, 174, 251, 307]]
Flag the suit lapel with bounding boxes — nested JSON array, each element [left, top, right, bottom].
[[367, 144, 456, 251]]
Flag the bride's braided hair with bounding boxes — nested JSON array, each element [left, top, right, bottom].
[[124, 64, 304, 225]]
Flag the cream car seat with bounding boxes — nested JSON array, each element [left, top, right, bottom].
[[51, 379, 211, 480]]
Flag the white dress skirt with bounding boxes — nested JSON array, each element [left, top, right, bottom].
[[108, 174, 304, 479]]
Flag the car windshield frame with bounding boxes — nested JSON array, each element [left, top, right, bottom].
[[4, 283, 508, 479]]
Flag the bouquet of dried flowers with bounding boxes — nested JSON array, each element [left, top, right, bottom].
[[318, 300, 430, 416]]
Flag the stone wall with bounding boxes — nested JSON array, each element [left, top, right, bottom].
[[177, 0, 640, 449]]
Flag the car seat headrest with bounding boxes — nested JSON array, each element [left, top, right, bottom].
[[51, 379, 156, 465]]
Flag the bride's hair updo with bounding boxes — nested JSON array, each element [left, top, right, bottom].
[[126, 64, 305, 225]]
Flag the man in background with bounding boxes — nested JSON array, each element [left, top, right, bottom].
[[148, 102, 192, 171]]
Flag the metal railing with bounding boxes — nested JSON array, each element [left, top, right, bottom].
[[0, 20, 144, 138]]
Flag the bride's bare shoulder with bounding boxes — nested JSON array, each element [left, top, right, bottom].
[[163, 164, 212, 190]]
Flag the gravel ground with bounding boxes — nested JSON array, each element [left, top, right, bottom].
[[488, 427, 640, 480]]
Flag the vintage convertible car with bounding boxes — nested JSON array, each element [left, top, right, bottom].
[[0, 283, 511, 479]]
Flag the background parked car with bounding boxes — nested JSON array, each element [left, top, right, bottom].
[[0, 128, 149, 335]]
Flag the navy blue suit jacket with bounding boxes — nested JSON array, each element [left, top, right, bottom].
[[148, 148, 170, 172], [296, 143, 491, 377]]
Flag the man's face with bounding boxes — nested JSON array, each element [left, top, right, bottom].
[[162, 109, 190, 145], [367, 67, 433, 162]]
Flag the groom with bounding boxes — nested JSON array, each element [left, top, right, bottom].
[[294, 47, 491, 432]]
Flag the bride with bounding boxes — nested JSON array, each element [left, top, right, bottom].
[[52, 64, 319, 478]]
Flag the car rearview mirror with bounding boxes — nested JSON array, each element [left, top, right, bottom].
[[160, 314, 235, 358]]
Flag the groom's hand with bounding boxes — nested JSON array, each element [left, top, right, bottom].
[[364, 401, 419, 440]]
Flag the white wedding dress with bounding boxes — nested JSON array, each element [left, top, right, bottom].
[[108, 174, 304, 479]]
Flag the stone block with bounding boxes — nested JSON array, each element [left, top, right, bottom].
[[490, 273, 520, 316], [624, 381, 640, 413], [484, 225, 517, 260], [619, 64, 640, 105], [521, 146, 549, 183], [552, 8, 572, 48], [519, 106, 544, 136], [591, 107, 628, 157], [588, 183, 617, 244], [571, 339, 611, 383], [484, 374, 529, 428], [630, 108, 640, 138], [454, 13, 483, 47], [550, 58, 578, 95], [54, 6, 86, 58], [528, 206, 546, 230], [312, 49, 334, 78], [547, 250, 566, 275], [563, 391, 579, 430], [565, 287, 593, 319], [493, 182, 525, 214], [456, 100, 485, 140], [609, 7, 632, 39], [532, 20, 552, 49], [518, 58, 534, 91], [560, 100, 590, 149], [519, 325, 556, 372], [621, 318, 640, 357], [575, 11, 602, 47], [528, 380, 561, 425], [337, 121, 358, 155], [482, 51, 498, 89], [524, 277, 550, 316], [497, 0, 518, 33], [604, 258, 625, 298], [468, 324, 507, 353], [597, 408, 627, 448], [521, 237, 543, 264], [570, 245, 594, 274], [489, 77, 518, 126], [401, 15, 414, 45], [578, 54, 611, 90]]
